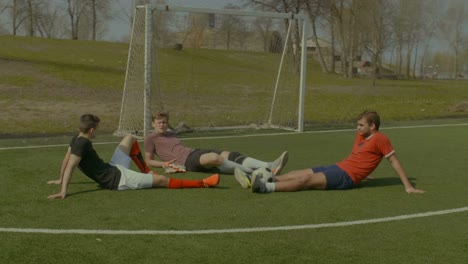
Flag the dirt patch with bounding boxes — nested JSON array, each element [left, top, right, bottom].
[[447, 101, 468, 112], [0, 59, 123, 135]]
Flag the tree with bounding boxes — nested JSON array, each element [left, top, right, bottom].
[[66, 0, 88, 39], [88, 0, 111, 41], [6, 0, 44, 37], [4, 0, 28, 36], [417, 0, 443, 78], [400, 0, 424, 79], [304, 0, 330, 73], [219, 4, 247, 50], [35, 1, 66, 38], [0, 1, 8, 34], [244, 0, 306, 72], [329, 0, 359, 78], [440, 0, 466, 79], [269, 31, 283, 53], [253, 16, 274, 52], [356, 0, 395, 84]]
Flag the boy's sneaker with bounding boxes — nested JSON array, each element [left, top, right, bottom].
[[269, 151, 289, 176], [251, 173, 268, 193], [234, 167, 251, 189], [203, 174, 220, 188]]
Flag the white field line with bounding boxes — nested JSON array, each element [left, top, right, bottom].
[[1, 206, 467, 235], [1, 123, 468, 151]]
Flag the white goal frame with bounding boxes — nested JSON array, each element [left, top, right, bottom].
[[116, 4, 308, 138]]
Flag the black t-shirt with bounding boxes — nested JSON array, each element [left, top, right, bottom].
[[70, 135, 121, 190]]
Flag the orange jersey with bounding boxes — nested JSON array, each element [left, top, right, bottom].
[[336, 132, 395, 185]]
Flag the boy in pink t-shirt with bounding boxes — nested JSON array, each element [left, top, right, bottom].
[[244, 110, 425, 194], [144, 112, 288, 187]]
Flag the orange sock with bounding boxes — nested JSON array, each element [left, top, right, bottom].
[[130, 141, 150, 173], [168, 178, 204, 189]]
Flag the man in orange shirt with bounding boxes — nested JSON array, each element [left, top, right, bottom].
[[240, 110, 425, 194]]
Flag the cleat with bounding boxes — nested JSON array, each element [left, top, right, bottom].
[[203, 173, 220, 188], [251, 173, 268, 193], [269, 151, 288, 176], [234, 167, 251, 189]]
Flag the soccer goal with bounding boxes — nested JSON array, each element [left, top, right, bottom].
[[114, 4, 308, 138]]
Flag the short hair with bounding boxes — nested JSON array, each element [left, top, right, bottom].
[[79, 114, 100, 133], [358, 110, 380, 130], [151, 111, 169, 121]]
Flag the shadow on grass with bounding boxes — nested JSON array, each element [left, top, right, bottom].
[[70, 181, 96, 185], [358, 177, 420, 189], [67, 188, 103, 197]]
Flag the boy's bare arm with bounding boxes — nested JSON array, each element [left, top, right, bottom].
[[48, 154, 81, 199], [144, 151, 175, 168], [387, 154, 425, 194], [48, 147, 71, 185]]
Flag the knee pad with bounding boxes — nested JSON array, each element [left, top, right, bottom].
[[228, 151, 246, 164]]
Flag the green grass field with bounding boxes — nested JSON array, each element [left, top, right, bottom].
[[1, 123, 468, 264], [1, 35, 468, 263]]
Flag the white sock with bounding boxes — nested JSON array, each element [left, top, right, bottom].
[[241, 157, 268, 170], [218, 159, 253, 174], [265, 182, 275, 193]]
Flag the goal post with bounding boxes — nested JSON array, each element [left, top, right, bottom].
[[114, 4, 308, 138]]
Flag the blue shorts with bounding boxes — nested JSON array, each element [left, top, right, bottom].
[[312, 165, 355, 190]]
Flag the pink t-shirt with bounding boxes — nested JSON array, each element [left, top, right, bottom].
[[144, 131, 193, 166], [336, 132, 395, 185]]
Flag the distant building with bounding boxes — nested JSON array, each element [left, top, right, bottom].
[[305, 37, 332, 55]]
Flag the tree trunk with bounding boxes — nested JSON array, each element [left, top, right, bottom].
[[305, 0, 329, 73], [12, 0, 17, 36], [27, 0, 34, 36], [91, 0, 97, 40], [412, 44, 418, 78]]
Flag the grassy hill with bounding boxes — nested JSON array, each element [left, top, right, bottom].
[[0, 35, 468, 138]]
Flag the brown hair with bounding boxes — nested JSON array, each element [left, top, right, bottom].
[[151, 111, 169, 121], [358, 110, 380, 130], [79, 114, 100, 133]]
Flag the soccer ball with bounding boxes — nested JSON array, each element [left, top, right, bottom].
[[251, 167, 274, 183]]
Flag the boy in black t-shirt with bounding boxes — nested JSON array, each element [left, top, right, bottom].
[[47, 114, 219, 199]]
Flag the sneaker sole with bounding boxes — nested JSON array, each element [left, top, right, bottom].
[[272, 151, 289, 176], [234, 168, 251, 189]]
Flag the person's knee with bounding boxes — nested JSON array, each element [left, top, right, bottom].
[[117, 145, 130, 155], [304, 172, 327, 189], [227, 151, 246, 164], [298, 174, 312, 185], [201, 153, 223, 166], [118, 135, 136, 154], [152, 174, 169, 187]]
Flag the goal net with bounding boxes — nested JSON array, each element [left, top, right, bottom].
[[114, 5, 308, 138]]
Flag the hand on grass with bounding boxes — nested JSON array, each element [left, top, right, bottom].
[[163, 162, 187, 173], [405, 187, 425, 194], [47, 179, 61, 185], [48, 192, 67, 199]]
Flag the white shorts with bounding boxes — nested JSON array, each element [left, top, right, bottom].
[[109, 147, 154, 190], [115, 165, 154, 190]]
